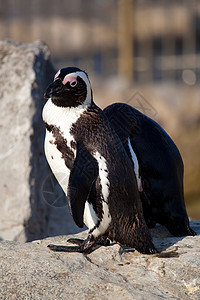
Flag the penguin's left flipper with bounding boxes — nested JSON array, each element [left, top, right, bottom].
[[67, 145, 98, 228]]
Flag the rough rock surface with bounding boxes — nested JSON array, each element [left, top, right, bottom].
[[0, 221, 199, 299], [0, 40, 80, 242]]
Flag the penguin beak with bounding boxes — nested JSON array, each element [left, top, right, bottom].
[[44, 79, 63, 99]]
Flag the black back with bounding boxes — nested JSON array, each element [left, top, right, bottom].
[[104, 103, 196, 236]]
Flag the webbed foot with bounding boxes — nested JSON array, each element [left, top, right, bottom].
[[47, 234, 110, 254], [67, 236, 110, 247], [66, 238, 85, 246]]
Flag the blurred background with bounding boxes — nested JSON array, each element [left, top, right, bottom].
[[0, 0, 199, 219]]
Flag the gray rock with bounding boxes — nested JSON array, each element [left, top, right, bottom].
[[0, 221, 199, 299], [0, 40, 81, 242]]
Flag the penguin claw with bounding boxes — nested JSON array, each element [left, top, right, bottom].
[[142, 245, 159, 254], [98, 238, 110, 246], [190, 228, 197, 236], [137, 244, 158, 255], [149, 247, 159, 254]]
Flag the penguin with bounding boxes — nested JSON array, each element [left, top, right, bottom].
[[103, 103, 196, 237], [42, 67, 157, 254]]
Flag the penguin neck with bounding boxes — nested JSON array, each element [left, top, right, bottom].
[[42, 98, 89, 129]]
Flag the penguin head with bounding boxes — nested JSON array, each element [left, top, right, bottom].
[[44, 67, 93, 108]]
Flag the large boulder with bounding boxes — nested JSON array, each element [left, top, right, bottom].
[[0, 40, 80, 242], [0, 221, 199, 299]]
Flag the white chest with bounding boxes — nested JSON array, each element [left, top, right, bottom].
[[44, 130, 74, 195], [42, 99, 87, 194], [42, 99, 86, 137]]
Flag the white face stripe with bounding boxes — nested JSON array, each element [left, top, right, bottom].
[[127, 138, 142, 190], [54, 70, 61, 81]]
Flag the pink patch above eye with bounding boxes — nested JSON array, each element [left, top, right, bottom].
[[63, 75, 77, 86]]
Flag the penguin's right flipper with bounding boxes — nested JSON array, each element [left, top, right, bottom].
[[67, 145, 98, 228]]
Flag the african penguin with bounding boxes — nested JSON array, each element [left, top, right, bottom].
[[103, 103, 196, 237], [42, 67, 157, 254]]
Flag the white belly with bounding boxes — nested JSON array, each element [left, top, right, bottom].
[[83, 152, 111, 238], [83, 201, 98, 230], [44, 130, 72, 195]]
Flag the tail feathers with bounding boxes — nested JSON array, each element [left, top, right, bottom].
[[108, 213, 158, 254]]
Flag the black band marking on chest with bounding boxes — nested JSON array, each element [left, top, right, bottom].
[[44, 122, 75, 169]]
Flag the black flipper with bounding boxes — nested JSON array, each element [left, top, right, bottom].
[[67, 142, 98, 228]]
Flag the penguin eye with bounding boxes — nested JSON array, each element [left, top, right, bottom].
[[70, 80, 78, 88]]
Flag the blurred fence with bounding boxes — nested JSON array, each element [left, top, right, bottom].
[[0, 0, 199, 84]]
